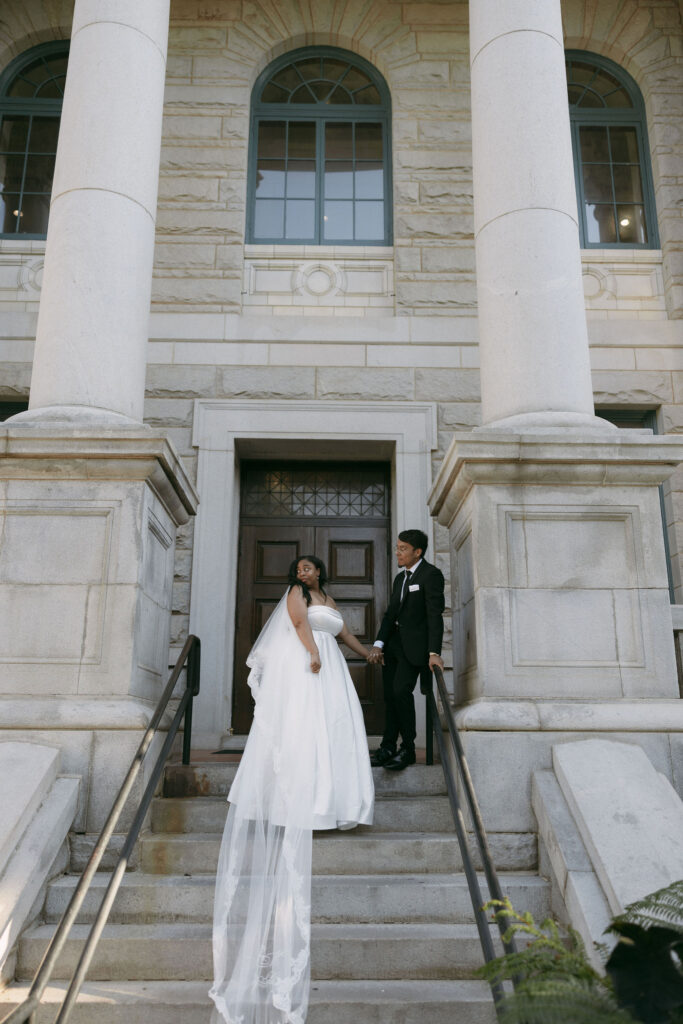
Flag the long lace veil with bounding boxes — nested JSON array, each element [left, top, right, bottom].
[[210, 591, 317, 1024]]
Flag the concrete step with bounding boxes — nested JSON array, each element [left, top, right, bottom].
[[44, 872, 549, 926], [141, 831, 465, 875], [164, 763, 447, 799], [151, 795, 454, 834], [18, 921, 500, 981], [140, 830, 537, 875], [0, 979, 497, 1023]]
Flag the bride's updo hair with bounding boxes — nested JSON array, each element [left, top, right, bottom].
[[288, 555, 328, 605]]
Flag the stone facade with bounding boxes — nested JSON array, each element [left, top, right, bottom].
[[0, 0, 681, 724]]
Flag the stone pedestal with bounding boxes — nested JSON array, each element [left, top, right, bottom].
[[429, 431, 683, 835], [0, 424, 198, 842]]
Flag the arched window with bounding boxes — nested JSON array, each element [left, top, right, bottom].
[[0, 41, 69, 238], [566, 51, 658, 248], [247, 47, 392, 245]]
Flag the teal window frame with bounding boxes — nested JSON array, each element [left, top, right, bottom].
[[567, 50, 659, 249], [247, 47, 392, 246], [0, 40, 69, 240]]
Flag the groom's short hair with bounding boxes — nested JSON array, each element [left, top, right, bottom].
[[399, 529, 428, 555]]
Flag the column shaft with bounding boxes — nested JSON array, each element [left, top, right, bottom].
[[27, 0, 170, 424], [470, 0, 599, 429]]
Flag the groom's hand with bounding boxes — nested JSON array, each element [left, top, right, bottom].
[[428, 653, 444, 672], [367, 647, 383, 665]]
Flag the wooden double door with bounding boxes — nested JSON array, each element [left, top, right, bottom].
[[232, 462, 390, 735]]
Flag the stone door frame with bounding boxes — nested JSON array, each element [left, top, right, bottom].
[[189, 399, 437, 749]]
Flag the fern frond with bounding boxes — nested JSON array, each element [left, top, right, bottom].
[[609, 879, 683, 935], [494, 982, 635, 1024]]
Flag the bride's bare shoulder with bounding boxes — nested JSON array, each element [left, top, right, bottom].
[[325, 595, 338, 609]]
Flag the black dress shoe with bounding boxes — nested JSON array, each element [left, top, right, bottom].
[[384, 748, 416, 771], [370, 746, 396, 767]]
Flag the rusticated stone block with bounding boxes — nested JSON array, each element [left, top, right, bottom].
[[0, 364, 31, 399], [151, 274, 241, 308], [218, 366, 316, 399], [390, 60, 450, 85], [155, 207, 244, 236], [396, 213, 472, 240], [146, 365, 219, 398], [416, 368, 480, 402], [593, 370, 674, 406], [316, 367, 414, 400], [157, 176, 220, 202], [438, 401, 482, 429]]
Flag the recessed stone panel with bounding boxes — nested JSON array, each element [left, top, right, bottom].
[[0, 507, 112, 585], [506, 511, 638, 590], [508, 588, 644, 667]]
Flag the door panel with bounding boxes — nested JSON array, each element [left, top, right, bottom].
[[316, 524, 387, 733], [232, 525, 314, 734], [233, 462, 390, 735]]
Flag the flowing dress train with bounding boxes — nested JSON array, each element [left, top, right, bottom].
[[210, 599, 374, 1024]]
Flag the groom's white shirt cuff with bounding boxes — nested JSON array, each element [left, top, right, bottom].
[[374, 641, 384, 649]]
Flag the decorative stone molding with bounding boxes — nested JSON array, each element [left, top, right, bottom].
[[242, 245, 394, 316], [0, 242, 46, 308], [582, 250, 666, 316]]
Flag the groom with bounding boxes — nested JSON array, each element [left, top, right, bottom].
[[369, 529, 445, 771]]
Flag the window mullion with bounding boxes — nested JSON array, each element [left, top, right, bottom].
[[316, 117, 322, 245], [573, 120, 589, 248], [606, 126, 619, 243]]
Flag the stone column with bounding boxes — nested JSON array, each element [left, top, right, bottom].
[[427, 0, 683, 855], [469, 0, 602, 430], [23, 0, 169, 425]]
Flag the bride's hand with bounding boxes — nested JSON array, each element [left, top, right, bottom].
[[310, 649, 321, 674]]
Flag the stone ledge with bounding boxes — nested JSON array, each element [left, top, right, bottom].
[[0, 427, 199, 524], [0, 697, 174, 731], [455, 699, 683, 732], [430, 429, 683, 527]]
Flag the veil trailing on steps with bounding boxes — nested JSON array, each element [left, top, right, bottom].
[[210, 593, 318, 1024]]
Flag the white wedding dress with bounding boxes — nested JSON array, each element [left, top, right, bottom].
[[210, 596, 374, 1024]]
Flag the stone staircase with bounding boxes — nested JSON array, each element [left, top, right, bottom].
[[2, 762, 549, 1022]]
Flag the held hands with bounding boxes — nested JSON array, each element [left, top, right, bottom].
[[366, 647, 384, 666], [310, 648, 321, 674]]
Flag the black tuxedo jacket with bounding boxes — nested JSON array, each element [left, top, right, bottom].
[[376, 559, 445, 667]]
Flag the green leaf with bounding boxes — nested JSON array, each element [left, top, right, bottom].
[[494, 981, 634, 1024]]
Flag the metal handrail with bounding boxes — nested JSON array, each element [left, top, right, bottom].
[[427, 665, 518, 1015], [2, 634, 201, 1024]]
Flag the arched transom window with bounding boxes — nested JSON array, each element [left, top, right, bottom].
[[0, 42, 69, 238], [566, 51, 658, 248], [248, 48, 392, 245]]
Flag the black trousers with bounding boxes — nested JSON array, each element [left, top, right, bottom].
[[381, 634, 421, 753]]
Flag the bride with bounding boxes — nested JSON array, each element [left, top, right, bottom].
[[210, 555, 375, 1024]]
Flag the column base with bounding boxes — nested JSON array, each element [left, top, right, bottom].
[[430, 429, 683, 703], [479, 410, 617, 432], [448, 698, 683, 833], [0, 425, 199, 835], [7, 405, 147, 430]]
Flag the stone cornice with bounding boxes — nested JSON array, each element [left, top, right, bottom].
[[430, 429, 683, 527], [0, 426, 199, 524]]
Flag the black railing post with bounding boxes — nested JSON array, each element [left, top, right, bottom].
[[425, 687, 434, 766], [182, 638, 200, 765]]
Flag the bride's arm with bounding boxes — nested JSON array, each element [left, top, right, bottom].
[[337, 622, 373, 661], [286, 586, 321, 673]]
